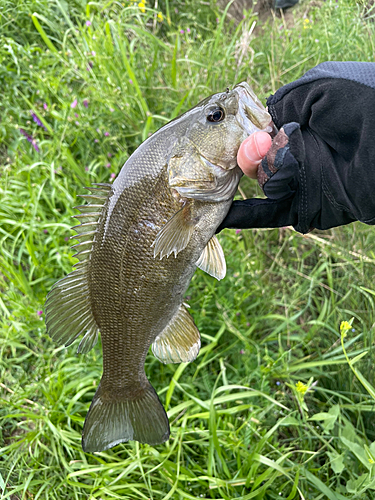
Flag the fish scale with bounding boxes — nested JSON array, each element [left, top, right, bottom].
[[45, 82, 273, 452]]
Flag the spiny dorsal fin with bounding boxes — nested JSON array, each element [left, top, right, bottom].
[[45, 184, 111, 353], [152, 304, 201, 364], [196, 235, 226, 281]]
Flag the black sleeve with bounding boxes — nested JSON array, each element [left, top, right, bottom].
[[217, 61, 375, 234]]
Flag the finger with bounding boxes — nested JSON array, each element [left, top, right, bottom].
[[237, 131, 272, 179]]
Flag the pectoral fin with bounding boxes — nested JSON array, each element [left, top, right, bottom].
[[152, 202, 197, 259], [152, 304, 201, 364], [196, 235, 226, 280]]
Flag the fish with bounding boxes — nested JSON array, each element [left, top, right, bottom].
[[44, 82, 273, 453]]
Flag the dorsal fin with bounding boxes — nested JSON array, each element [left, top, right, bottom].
[[44, 183, 112, 354]]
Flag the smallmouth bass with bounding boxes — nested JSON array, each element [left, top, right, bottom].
[[45, 83, 272, 452]]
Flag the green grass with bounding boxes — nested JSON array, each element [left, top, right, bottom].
[[1, 0, 375, 498]]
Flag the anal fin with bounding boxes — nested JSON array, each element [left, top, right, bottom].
[[196, 235, 226, 280], [152, 304, 201, 364]]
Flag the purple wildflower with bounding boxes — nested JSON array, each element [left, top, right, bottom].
[[216, 17, 220, 23], [95, 139, 99, 143], [31, 112, 47, 130], [240, 349, 245, 355], [71, 99, 77, 109], [37, 310, 43, 317], [235, 229, 242, 234], [276, 381, 281, 386], [129, 79, 133, 85], [180, 29, 184, 34], [110, 173, 116, 180], [106, 163, 111, 168], [246, 322, 250, 327], [104, 131, 110, 136], [83, 99, 89, 108], [20, 129, 40, 152], [186, 28, 191, 33], [107, 152, 112, 158], [86, 20, 91, 26], [91, 51, 96, 56], [43, 103, 48, 110], [64, 237, 69, 242], [43, 229, 48, 234], [75, 121, 79, 126], [85, 166, 89, 171], [74, 113, 79, 118]]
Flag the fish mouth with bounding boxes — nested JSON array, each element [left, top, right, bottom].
[[234, 82, 275, 136]]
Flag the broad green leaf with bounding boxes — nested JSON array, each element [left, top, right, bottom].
[[327, 452, 345, 474], [309, 405, 339, 431], [341, 437, 373, 471], [346, 473, 370, 494]]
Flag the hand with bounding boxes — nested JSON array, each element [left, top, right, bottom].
[[238, 125, 299, 200], [237, 131, 272, 179], [216, 123, 303, 233], [218, 62, 375, 235]]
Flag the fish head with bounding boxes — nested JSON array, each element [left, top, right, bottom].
[[168, 82, 274, 202]]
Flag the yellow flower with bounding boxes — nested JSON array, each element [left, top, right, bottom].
[[296, 381, 308, 395], [138, 1, 146, 12], [303, 18, 310, 29], [340, 320, 352, 337], [157, 11, 163, 22]]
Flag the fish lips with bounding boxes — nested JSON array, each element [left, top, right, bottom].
[[234, 82, 274, 136]]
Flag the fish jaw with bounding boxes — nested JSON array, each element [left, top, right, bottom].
[[234, 82, 274, 137]]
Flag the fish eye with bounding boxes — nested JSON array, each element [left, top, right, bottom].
[[207, 107, 225, 123]]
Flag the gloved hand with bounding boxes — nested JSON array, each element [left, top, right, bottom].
[[217, 61, 375, 234]]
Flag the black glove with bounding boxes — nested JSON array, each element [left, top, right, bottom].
[[217, 61, 375, 234]]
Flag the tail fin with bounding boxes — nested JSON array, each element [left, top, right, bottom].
[[82, 379, 170, 452]]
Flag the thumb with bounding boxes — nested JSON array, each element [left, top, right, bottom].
[[237, 132, 273, 179]]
